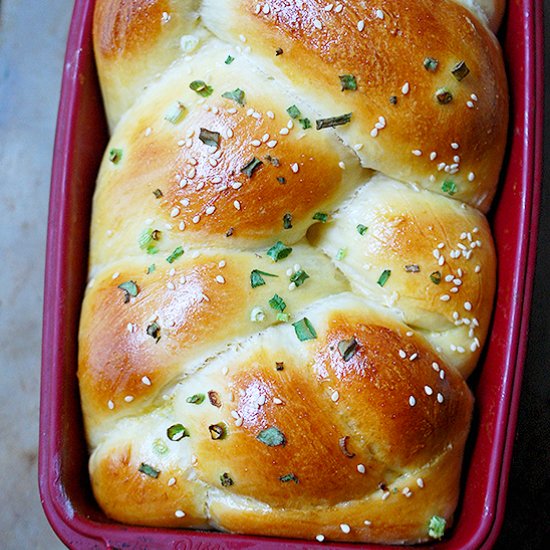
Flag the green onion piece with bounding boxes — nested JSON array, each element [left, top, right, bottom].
[[377, 269, 391, 287], [220, 472, 234, 486], [257, 426, 286, 447], [336, 248, 347, 261], [250, 269, 278, 288], [209, 423, 227, 440], [109, 148, 123, 164], [138, 463, 160, 478], [147, 264, 156, 274], [339, 435, 356, 458], [269, 294, 286, 312], [338, 338, 358, 361], [290, 269, 309, 287], [189, 80, 213, 97], [240, 156, 263, 177], [167, 424, 189, 441], [316, 113, 352, 130], [164, 101, 187, 124], [279, 473, 299, 483], [405, 264, 420, 273], [435, 88, 453, 104], [152, 439, 168, 455], [166, 246, 184, 264], [139, 228, 161, 255], [313, 212, 328, 223], [428, 516, 446, 539], [451, 60, 470, 81], [198, 128, 221, 148], [339, 74, 357, 91], [430, 271, 442, 284], [277, 176, 286, 184], [118, 280, 138, 303], [389, 95, 398, 105], [441, 179, 458, 196], [267, 241, 292, 262], [208, 390, 222, 408], [146, 322, 161, 342], [224, 55, 235, 65], [356, 224, 368, 235], [299, 118, 311, 130], [423, 57, 439, 71], [222, 88, 245, 106], [283, 213, 293, 229], [287, 105, 301, 119], [186, 393, 205, 404], [292, 317, 317, 341], [153, 188, 163, 198], [276, 312, 290, 322]]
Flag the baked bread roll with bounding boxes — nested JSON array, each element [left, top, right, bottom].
[[81, 0, 507, 543]]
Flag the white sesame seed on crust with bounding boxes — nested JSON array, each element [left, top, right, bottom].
[[107, 400, 115, 410], [408, 395, 416, 407], [316, 534, 325, 542], [357, 463, 366, 474], [424, 385, 433, 396], [175, 510, 186, 518], [417, 478, 425, 488], [167, 477, 176, 486], [340, 523, 351, 534], [331, 390, 339, 402], [142, 376, 152, 386]]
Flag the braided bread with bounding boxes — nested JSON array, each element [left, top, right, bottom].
[[80, 0, 507, 543]]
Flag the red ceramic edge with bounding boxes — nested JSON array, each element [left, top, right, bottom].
[[39, 0, 544, 548], [480, 1, 545, 547]]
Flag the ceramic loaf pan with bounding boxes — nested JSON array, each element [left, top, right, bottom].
[[39, 0, 543, 547]]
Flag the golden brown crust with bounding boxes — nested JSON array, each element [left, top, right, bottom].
[[202, 0, 508, 211], [84, 0, 506, 543]]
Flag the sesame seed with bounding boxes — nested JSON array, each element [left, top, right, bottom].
[[382, 491, 390, 500], [402, 487, 412, 497], [288, 282, 296, 291], [313, 18, 323, 29], [451, 142, 460, 149], [167, 477, 176, 486], [142, 376, 152, 385], [205, 206, 216, 215], [439, 369, 446, 380], [167, 281, 175, 290], [267, 140, 278, 148], [107, 400, 115, 410], [273, 397, 283, 405], [175, 510, 186, 518], [475, 265, 481, 273], [432, 362, 440, 371], [468, 172, 476, 181], [417, 478, 425, 488], [233, 200, 241, 210], [409, 353, 418, 361], [170, 207, 180, 218], [424, 385, 433, 396], [287, 120, 294, 129], [231, 181, 242, 189], [239, 34, 246, 43], [376, 9, 384, 19], [251, 139, 261, 147], [316, 535, 325, 542], [430, 151, 437, 160], [291, 163, 299, 173], [112, 272, 120, 280], [399, 349, 407, 359], [216, 275, 225, 284], [357, 463, 366, 474], [357, 20, 365, 31], [464, 301, 472, 311], [467, 100, 475, 108], [370, 128, 379, 137], [408, 395, 416, 407], [124, 395, 134, 403], [364, 520, 372, 526], [340, 523, 351, 534], [280, 127, 289, 135], [402, 81, 410, 95], [437, 393, 444, 403], [412, 149, 422, 156], [235, 417, 243, 427], [440, 294, 451, 302], [338, 161, 346, 169], [331, 390, 339, 402], [471, 93, 479, 101]]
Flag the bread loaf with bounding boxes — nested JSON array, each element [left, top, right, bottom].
[[80, 0, 507, 543]]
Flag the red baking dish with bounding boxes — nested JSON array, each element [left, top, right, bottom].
[[39, 1, 544, 548]]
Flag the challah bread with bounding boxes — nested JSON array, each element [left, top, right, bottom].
[[81, 0, 507, 543]]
